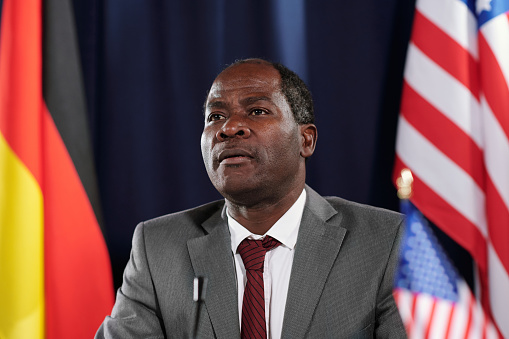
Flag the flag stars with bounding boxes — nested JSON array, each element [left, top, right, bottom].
[[395, 216, 460, 301], [476, 0, 492, 14]]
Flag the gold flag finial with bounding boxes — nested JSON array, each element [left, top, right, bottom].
[[396, 168, 413, 199]]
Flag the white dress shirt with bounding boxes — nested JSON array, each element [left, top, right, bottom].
[[227, 189, 306, 339]]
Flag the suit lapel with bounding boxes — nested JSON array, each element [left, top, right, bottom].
[[281, 187, 347, 339], [187, 207, 241, 339]]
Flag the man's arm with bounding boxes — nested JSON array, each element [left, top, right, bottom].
[[374, 218, 407, 338], [95, 223, 165, 339]]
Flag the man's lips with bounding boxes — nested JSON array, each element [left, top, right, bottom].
[[217, 148, 254, 165]]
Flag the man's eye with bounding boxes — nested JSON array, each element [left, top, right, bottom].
[[250, 109, 267, 116], [207, 113, 225, 122]]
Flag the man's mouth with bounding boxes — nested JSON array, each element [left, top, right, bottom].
[[218, 149, 254, 165]]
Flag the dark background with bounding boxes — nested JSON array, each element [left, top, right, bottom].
[[66, 0, 467, 290]]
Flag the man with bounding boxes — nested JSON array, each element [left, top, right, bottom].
[[96, 59, 406, 338]]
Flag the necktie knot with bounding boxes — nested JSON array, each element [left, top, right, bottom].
[[237, 236, 280, 271]]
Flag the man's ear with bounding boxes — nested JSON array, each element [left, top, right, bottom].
[[300, 124, 317, 158]]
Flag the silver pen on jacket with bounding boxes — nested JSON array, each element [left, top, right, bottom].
[[190, 276, 208, 339]]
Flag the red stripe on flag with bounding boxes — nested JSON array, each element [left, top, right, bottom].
[[478, 32, 509, 141], [412, 10, 480, 100], [485, 176, 509, 273], [400, 81, 485, 188]]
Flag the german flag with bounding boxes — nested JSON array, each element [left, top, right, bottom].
[[0, 0, 114, 338]]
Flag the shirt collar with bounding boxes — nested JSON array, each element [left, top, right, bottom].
[[228, 189, 307, 253]]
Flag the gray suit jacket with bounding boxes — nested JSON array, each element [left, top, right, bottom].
[[96, 186, 406, 338]]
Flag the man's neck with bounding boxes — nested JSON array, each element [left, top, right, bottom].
[[225, 185, 305, 235]]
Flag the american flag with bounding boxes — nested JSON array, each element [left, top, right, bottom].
[[393, 0, 509, 336], [394, 200, 500, 338]]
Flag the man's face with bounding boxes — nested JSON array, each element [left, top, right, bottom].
[[201, 62, 307, 205]]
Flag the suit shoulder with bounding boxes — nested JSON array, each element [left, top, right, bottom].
[[324, 196, 403, 230], [320, 196, 404, 274], [137, 199, 225, 235], [325, 197, 403, 223]]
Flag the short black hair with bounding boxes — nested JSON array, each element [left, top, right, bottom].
[[209, 58, 315, 125], [271, 62, 314, 124]]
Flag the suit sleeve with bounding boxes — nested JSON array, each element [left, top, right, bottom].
[[374, 218, 407, 338], [95, 222, 166, 339]]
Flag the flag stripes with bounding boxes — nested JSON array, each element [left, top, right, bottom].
[[394, 0, 509, 335], [400, 82, 484, 188], [394, 283, 500, 338], [405, 43, 483, 147], [411, 11, 480, 98], [0, 0, 114, 337], [395, 120, 487, 236], [0, 1, 45, 337], [417, 0, 478, 58]]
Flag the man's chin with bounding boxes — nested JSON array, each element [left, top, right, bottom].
[[214, 179, 261, 203]]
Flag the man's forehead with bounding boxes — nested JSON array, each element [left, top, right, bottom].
[[217, 62, 279, 83], [208, 79, 276, 98], [223, 59, 274, 72], [208, 63, 281, 98]]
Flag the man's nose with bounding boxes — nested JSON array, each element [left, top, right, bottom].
[[216, 115, 251, 141]]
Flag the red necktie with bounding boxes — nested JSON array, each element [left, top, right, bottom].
[[237, 236, 281, 339]]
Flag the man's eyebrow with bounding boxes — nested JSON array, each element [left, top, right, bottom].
[[205, 96, 272, 110], [206, 100, 227, 109], [240, 96, 272, 105]]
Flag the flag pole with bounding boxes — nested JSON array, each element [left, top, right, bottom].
[[396, 168, 414, 218]]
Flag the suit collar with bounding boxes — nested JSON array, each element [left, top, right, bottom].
[[187, 208, 241, 339], [281, 185, 347, 339], [303, 184, 338, 223]]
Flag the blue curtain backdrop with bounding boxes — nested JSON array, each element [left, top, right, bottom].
[[67, 0, 473, 290]]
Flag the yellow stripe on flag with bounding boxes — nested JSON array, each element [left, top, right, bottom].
[[0, 133, 44, 339]]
